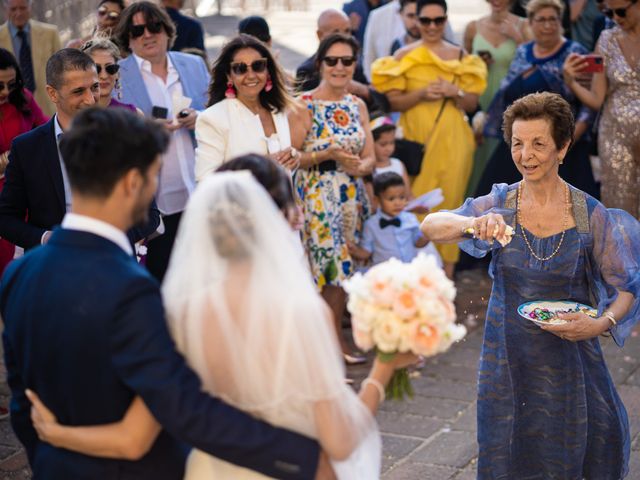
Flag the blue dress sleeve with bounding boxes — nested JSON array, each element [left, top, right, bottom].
[[447, 183, 516, 259], [588, 203, 640, 346]]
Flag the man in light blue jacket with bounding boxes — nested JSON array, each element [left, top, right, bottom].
[[115, 1, 210, 282]]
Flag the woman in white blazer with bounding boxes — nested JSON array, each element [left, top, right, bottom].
[[195, 35, 299, 181]]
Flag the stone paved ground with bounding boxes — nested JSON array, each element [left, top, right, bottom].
[[1, 267, 638, 479]]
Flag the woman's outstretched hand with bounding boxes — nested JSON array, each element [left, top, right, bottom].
[[468, 213, 508, 243], [540, 313, 610, 341], [25, 389, 61, 446]]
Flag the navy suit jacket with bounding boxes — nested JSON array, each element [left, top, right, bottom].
[[166, 7, 205, 52], [342, 0, 389, 45], [0, 119, 160, 249], [1, 228, 320, 480]]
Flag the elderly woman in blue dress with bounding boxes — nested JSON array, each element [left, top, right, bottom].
[[422, 92, 639, 479]]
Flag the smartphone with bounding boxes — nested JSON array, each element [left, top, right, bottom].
[[581, 55, 604, 74], [477, 50, 493, 62], [151, 106, 168, 119]]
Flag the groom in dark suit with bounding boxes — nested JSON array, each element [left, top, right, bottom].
[[0, 108, 333, 480], [0, 48, 159, 251]]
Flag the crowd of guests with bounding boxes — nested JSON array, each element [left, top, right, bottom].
[[0, 0, 639, 477]]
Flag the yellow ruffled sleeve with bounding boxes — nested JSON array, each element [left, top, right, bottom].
[[370, 56, 408, 93], [456, 54, 488, 95]]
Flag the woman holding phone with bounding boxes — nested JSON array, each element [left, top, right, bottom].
[[562, 0, 640, 218], [475, 0, 599, 200]]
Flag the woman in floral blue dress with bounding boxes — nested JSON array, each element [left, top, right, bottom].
[[291, 34, 374, 360], [422, 92, 640, 479]]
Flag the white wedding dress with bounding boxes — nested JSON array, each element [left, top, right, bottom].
[[162, 172, 381, 480]]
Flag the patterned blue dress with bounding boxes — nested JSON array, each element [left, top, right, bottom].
[[454, 183, 640, 479], [294, 93, 370, 289]]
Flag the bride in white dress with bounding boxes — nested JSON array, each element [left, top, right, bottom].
[[27, 171, 416, 479]]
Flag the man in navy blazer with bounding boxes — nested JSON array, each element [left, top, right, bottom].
[[0, 108, 332, 479], [0, 48, 159, 251], [114, 1, 210, 282], [161, 0, 206, 52]]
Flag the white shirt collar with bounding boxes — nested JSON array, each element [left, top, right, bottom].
[[54, 114, 64, 138], [132, 52, 175, 74], [61, 213, 133, 256]]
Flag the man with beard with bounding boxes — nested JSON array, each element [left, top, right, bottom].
[[391, 0, 421, 54], [0, 48, 159, 251], [0, 107, 334, 480]]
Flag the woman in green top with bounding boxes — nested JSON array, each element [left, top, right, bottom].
[[463, 0, 531, 195]]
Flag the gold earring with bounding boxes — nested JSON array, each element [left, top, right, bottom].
[[558, 157, 564, 164]]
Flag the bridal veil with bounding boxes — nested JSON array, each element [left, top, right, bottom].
[[162, 171, 380, 478]]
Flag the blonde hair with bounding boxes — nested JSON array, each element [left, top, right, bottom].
[[80, 36, 121, 62], [526, 0, 564, 19]]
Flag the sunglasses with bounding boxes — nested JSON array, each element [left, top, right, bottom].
[[602, 0, 637, 18], [322, 56, 357, 67], [130, 21, 164, 39], [418, 16, 447, 26], [96, 63, 120, 75], [97, 6, 120, 20], [0, 80, 17, 92], [230, 58, 268, 75]]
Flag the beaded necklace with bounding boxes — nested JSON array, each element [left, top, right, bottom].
[[517, 180, 570, 262]]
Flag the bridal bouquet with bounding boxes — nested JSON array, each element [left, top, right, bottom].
[[344, 254, 466, 400]]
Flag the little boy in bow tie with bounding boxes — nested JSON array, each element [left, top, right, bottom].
[[349, 172, 429, 265]]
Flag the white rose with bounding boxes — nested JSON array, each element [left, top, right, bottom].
[[372, 311, 402, 353]]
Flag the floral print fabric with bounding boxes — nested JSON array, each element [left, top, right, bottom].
[[294, 94, 370, 289]]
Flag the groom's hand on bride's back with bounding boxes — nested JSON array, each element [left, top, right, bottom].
[[315, 451, 337, 480]]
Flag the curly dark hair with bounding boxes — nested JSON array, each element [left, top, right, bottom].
[[502, 92, 575, 149], [113, 1, 176, 54], [207, 34, 290, 112], [0, 48, 29, 115]]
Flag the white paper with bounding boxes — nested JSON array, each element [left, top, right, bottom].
[[405, 188, 444, 212], [172, 92, 192, 125]]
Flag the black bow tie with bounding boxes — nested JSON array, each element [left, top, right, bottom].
[[380, 217, 401, 229]]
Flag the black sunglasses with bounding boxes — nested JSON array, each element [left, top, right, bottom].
[[130, 21, 164, 39], [0, 80, 17, 92], [230, 58, 268, 75], [603, 0, 637, 18], [96, 63, 120, 75], [418, 16, 447, 26], [322, 56, 357, 67]]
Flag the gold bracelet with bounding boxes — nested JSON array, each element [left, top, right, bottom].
[[361, 377, 385, 403], [311, 151, 317, 164], [603, 310, 617, 326]]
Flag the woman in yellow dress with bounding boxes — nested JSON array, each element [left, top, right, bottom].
[[371, 0, 486, 277]]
